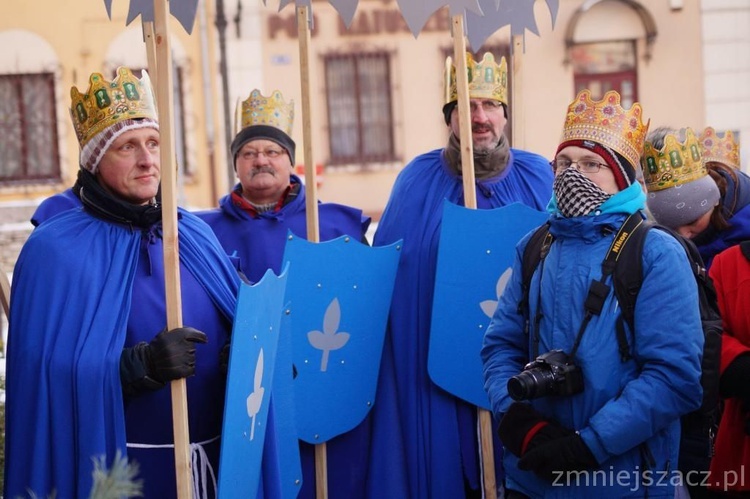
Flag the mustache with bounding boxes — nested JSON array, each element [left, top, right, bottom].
[[472, 124, 494, 133], [250, 166, 276, 177]]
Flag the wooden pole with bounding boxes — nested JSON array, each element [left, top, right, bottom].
[[0, 264, 9, 319], [152, 1, 193, 497], [297, 6, 320, 245], [451, 14, 496, 499], [296, 5, 324, 498], [452, 15, 477, 210], [511, 35, 524, 149]]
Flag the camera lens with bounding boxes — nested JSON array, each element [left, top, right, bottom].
[[508, 369, 552, 401]]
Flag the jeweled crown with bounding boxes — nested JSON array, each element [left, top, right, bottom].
[[70, 67, 157, 147], [560, 90, 649, 170], [239, 89, 294, 135], [642, 128, 706, 192], [444, 52, 508, 106], [700, 126, 740, 169]]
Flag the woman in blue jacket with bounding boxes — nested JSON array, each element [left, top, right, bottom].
[[481, 90, 704, 498]]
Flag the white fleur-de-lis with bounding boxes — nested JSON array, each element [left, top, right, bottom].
[[307, 298, 350, 372], [480, 267, 512, 318], [246, 349, 265, 441]]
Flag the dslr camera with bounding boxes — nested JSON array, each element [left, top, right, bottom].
[[507, 349, 584, 401]]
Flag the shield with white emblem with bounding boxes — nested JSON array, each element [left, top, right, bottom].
[[428, 201, 547, 409], [283, 234, 401, 443], [218, 266, 289, 497]]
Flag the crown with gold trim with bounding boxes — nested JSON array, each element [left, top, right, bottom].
[[70, 67, 157, 147], [239, 89, 294, 136], [444, 52, 508, 106], [560, 90, 649, 170], [699, 126, 740, 169], [642, 128, 706, 192]]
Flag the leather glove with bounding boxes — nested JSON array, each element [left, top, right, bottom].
[[720, 353, 750, 402], [498, 402, 574, 457], [120, 326, 208, 396], [517, 433, 598, 482]]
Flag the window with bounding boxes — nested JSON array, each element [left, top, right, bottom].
[[0, 73, 59, 183], [571, 41, 638, 107], [324, 52, 395, 165]]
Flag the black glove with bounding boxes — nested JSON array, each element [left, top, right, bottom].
[[720, 353, 750, 402], [498, 402, 574, 457], [517, 433, 598, 482], [220, 341, 230, 376], [120, 326, 208, 396]]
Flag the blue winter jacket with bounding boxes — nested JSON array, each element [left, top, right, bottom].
[[481, 185, 704, 498]]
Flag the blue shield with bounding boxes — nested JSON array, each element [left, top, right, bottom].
[[428, 201, 548, 409], [218, 267, 288, 498], [283, 234, 401, 443]]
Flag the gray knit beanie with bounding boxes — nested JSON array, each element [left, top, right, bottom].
[[646, 175, 720, 229]]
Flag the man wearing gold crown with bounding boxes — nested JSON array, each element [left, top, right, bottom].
[[197, 89, 370, 283], [3, 67, 250, 498], [372, 52, 554, 498], [196, 90, 384, 498], [482, 90, 703, 497], [644, 126, 750, 268]]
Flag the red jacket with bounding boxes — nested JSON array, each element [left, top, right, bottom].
[[708, 244, 750, 492]]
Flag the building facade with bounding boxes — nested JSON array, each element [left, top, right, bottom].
[[2, 0, 748, 276]]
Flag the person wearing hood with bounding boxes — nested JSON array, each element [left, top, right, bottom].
[[482, 90, 703, 498]]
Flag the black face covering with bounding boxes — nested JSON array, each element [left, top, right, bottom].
[[553, 167, 612, 218], [77, 169, 163, 228]]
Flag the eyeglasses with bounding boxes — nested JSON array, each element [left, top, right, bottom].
[[550, 158, 610, 174], [240, 148, 285, 161], [469, 100, 504, 114]]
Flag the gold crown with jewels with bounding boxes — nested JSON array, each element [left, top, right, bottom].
[[239, 89, 294, 135], [70, 67, 157, 147], [642, 128, 706, 192], [699, 126, 740, 169], [444, 52, 508, 106], [560, 89, 649, 170]]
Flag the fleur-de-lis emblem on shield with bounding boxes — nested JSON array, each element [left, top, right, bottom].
[[308, 298, 350, 372]]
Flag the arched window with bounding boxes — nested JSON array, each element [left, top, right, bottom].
[[565, 0, 657, 107], [0, 30, 62, 184]]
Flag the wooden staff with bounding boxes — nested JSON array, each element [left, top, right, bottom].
[[451, 14, 497, 499], [296, 5, 324, 498], [511, 35, 524, 149], [152, 1, 193, 497], [0, 264, 9, 320]]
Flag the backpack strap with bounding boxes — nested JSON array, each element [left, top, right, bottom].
[[608, 213, 650, 362], [518, 223, 553, 357], [741, 240, 750, 262]]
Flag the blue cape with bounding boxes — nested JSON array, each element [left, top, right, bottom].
[[5, 208, 239, 498], [373, 148, 553, 497], [30, 187, 83, 227], [196, 176, 371, 283]]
